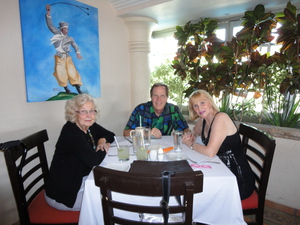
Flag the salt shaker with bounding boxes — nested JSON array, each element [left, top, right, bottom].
[[157, 148, 164, 161], [149, 150, 158, 161]]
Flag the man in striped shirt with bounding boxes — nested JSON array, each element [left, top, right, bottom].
[[124, 83, 190, 138]]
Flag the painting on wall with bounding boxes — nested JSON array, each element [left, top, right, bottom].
[[19, 0, 101, 102]]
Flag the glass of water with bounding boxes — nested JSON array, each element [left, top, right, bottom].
[[173, 130, 183, 152]]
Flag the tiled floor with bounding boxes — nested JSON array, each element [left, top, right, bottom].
[[12, 200, 300, 225], [244, 200, 300, 225]]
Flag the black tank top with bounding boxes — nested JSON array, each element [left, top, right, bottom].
[[201, 112, 255, 200]]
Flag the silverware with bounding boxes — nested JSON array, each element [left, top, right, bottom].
[[188, 157, 220, 164], [124, 136, 133, 144]]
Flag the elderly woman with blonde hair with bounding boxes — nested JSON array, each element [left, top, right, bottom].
[[45, 94, 115, 211], [183, 89, 255, 200]]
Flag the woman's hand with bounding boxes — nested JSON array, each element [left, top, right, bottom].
[[183, 131, 195, 148], [96, 138, 110, 153]]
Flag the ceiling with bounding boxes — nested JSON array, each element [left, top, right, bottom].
[[109, 0, 300, 32]]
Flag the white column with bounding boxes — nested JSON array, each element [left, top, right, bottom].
[[124, 16, 157, 109]]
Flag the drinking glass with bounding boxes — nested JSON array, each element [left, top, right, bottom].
[[130, 127, 144, 138], [136, 146, 148, 160], [143, 127, 151, 147], [131, 132, 138, 154], [117, 145, 130, 161], [130, 127, 151, 151], [131, 130, 148, 160], [173, 130, 183, 152]]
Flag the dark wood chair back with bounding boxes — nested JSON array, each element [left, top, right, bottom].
[[239, 123, 276, 225], [93, 166, 203, 225], [0, 130, 79, 225]]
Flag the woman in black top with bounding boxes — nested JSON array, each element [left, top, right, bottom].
[[45, 94, 115, 210], [183, 90, 254, 199]]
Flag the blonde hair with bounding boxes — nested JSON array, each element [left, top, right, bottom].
[[65, 94, 99, 122], [188, 90, 220, 121]]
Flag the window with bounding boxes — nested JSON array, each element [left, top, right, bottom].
[[216, 28, 225, 41], [150, 36, 178, 71], [150, 20, 285, 114]]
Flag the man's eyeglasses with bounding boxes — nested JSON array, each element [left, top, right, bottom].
[[76, 110, 97, 115]]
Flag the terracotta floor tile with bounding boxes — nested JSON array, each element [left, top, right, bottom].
[[243, 200, 299, 225], [265, 200, 295, 215], [264, 207, 294, 225], [294, 216, 300, 225], [296, 209, 300, 217]]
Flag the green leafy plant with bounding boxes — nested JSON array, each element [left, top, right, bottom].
[[171, 4, 276, 121], [265, 92, 300, 128], [274, 1, 300, 95], [169, 1, 300, 127], [151, 60, 188, 110]]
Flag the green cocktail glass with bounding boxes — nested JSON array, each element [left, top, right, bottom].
[[136, 146, 148, 160], [118, 145, 130, 161]]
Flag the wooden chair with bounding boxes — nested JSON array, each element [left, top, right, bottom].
[[0, 130, 79, 225], [93, 166, 203, 225], [239, 123, 276, 225]]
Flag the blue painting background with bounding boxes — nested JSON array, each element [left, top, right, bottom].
[[19, 0, 101, 102]]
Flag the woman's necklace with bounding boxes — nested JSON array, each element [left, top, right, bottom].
[[87, 129, 96, 150]]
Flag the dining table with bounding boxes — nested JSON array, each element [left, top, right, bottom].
[[78, 136, 247, 225]]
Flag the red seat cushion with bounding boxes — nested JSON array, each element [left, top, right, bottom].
[[241, 190, 258, 210], [28, 189, 80, 224]]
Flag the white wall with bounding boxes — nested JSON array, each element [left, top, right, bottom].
[[0, 0, 132, 224], [267, 137, 300, 209]]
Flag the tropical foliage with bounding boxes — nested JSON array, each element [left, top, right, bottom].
[[150, 60, 189, 109], [170, 1, 300, 128]]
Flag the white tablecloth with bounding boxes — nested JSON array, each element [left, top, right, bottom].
[[78, 136, 246, 225]]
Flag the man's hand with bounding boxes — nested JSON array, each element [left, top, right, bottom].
[[151, 127, 162, 139], [77, 53, 83, 60]]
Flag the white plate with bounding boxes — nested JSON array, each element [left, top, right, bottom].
[[166, 152, 189, 161], [103, 163, 130, 172]]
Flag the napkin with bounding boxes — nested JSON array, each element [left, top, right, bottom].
[[190, 164, 212, 169]]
